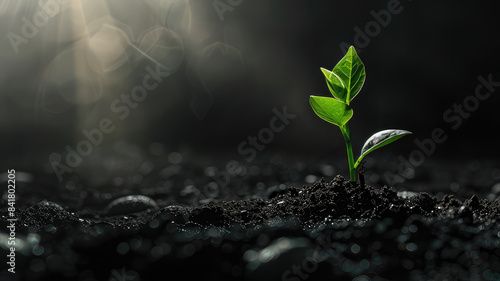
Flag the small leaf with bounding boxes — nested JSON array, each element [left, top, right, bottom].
[[320, 67, 347, 101], [332, 46, 366, 102], [309, 96, 353, 127], [354, 129, 412, 168]]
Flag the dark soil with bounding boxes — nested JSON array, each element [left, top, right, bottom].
[[2, 166, 500, 281]]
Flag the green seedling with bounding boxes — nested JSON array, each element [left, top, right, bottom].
[[309, 46, 411, 182]]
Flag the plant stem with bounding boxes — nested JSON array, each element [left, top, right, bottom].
[[341, 124, 356, 182]]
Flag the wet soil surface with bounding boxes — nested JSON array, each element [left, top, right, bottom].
[[2, 153, 500, 281]]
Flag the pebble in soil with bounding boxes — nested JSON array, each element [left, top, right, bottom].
[[105, 195, 159, 216]]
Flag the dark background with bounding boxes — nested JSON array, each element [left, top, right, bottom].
[[0, 0, 499, 187]]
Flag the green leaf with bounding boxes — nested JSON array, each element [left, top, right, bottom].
[[309, 95, 353, 127], [354, 129, 412, 169], [332, 46, 366, 102], [320, 67, 347, 100]]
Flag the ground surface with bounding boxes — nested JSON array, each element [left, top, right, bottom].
[[1, 152, 500, 281]]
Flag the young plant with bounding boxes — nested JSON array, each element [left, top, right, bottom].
[[309, 46, 411, 183]]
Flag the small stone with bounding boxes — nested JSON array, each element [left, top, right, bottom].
[[105, 195, 159, 216], [244, 237, 312, 280], [152, 205, 189, 224]]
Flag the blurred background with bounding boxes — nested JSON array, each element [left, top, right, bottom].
[[1, 0, 499, 193]]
